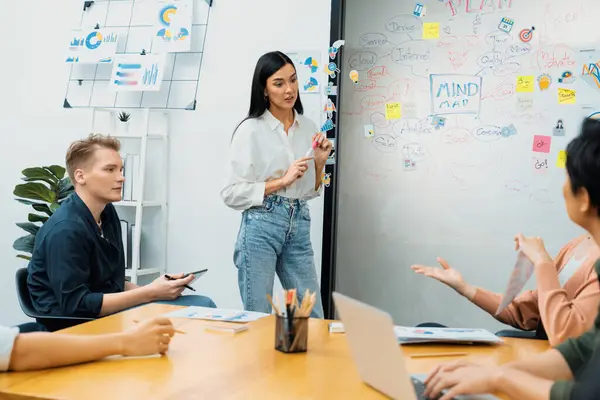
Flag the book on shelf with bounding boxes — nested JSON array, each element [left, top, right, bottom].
[[120, 219, 129, 269], [131, 223, 140, 269], [122, 153, 140, 201]]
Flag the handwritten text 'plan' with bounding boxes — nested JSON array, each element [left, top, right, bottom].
[[430, 74, 482, 116]]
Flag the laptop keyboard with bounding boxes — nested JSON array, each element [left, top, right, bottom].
[[411, 377, 456, 400]]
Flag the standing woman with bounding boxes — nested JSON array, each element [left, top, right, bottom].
[[221, 51, 331, 318]]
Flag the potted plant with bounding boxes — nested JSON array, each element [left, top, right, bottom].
[[117, 111, 131, 134], [13, 165, 74, 260]]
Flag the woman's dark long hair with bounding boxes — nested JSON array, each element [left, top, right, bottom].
[[232, 51, 304, 138]]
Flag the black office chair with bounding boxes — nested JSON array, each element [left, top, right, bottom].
[[15, 268, 94, 332], [495, 325, 548, 340]]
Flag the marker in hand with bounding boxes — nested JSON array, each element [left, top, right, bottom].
[[305, 140, 318, 158]]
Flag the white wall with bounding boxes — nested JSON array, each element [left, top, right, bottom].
[[0, 0, 332, 325], [165, 0, 332, 308]]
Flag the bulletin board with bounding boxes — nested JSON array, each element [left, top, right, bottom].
[[331, 0, 600, 330], [63, 0, 212, 110]]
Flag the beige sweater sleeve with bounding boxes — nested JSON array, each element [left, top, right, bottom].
[[537, 245, 600, 346], [471, 237, 600, 345]]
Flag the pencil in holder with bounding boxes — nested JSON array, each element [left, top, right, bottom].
[[275, 314, 309, 353]]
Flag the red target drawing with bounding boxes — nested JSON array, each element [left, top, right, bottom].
[[519, 27, 535, 42]]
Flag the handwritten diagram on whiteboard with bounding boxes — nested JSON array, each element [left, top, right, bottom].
[[64, 0, 211, 110], [334, 0, 600, 331]]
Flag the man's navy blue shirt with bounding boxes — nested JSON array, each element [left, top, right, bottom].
[[27, 193, 125, 318]]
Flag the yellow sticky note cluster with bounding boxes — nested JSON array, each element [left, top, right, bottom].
[[556, 150, 567, 168], [558, 88, 576, 104], [385, 102, 402, 120], [516, 76, 534, 92], [422, 22, 440, 39]]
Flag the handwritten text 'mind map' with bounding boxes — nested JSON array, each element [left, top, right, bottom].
[[430, 74, 482, 116]]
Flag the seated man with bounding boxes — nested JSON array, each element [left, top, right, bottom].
[[422, 117, 600, 400], [411, 233, 600, 345], [27, 134, 215, 331], [1, 317, 175, 372]]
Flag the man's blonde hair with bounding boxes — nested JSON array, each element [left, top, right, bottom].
[[65, 133, 121, 182]]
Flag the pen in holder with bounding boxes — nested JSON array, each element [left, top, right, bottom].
[[269, 288, 316, 354], [275, 314, 309, 353]]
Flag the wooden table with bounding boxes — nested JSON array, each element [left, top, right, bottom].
[[0, 304, 549, 400]]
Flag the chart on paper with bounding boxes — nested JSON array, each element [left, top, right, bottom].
[[64, 0, 211, 110]]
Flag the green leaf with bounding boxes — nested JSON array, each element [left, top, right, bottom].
[[28, 213, 48, 223], [44, 165, 66, 180], [14, 182, 56, 203], [50, 202, 60, 213], [21, 167, 59, 184], [32, 203, 52, 216], [13, 234, 35, 253], [16, 222, 40, 235], [16, 254, 31, 261], [58, 177, 74, 200], [16, 199, 38, 206]]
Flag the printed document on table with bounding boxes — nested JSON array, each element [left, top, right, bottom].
[[163, 306, 269, 323]]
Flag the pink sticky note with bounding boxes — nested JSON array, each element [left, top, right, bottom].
[[532, 135, 551, 153]]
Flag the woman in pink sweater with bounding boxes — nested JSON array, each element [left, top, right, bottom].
[[411, 234, 600, 345]]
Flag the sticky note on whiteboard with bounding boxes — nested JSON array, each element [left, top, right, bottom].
[[385, 102, 401, 120], [556, 150, 567, 168], [422, 22, 440, 39], [364, 124, 375, 137], [532, 135, 551, 153], [516, 76, 534, 92], [558, 88, 576, 104]]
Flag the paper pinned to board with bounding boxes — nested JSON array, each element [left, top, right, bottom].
[[495, 252, 534, 315]]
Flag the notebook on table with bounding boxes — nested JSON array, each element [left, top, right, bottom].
[[329, 322, 503, 345]]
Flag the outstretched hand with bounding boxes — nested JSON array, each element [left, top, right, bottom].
[[411, 257, 465, 291]]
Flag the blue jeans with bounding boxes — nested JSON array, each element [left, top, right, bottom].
[[234, 195, 324, 318], [155, 295, 216, 308]]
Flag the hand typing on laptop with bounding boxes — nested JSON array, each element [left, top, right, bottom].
[[424, 359, 501, 400]]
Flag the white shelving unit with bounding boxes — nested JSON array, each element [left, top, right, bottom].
[[90, 108, 169, 284]]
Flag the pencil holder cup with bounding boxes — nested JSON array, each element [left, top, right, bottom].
[[275, 315, 309, 353]]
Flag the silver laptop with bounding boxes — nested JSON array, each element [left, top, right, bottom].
[[332, 292, 499, 400]]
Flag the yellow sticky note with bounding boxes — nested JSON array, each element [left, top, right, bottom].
[[558, 88, 576, 104], [423, 22, 440, 39], [385, 102, 401, 120], [516, 76, 534, 92], [556, 150, 567, 168]]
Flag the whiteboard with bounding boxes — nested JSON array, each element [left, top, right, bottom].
[[334, 0, 600, 331]]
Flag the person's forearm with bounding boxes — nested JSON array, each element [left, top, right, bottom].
[[534, 260, 560, 293], [491, 367, 554, 400], [314, 160, 325, 190], [503, 349, 573, 381], [99, 286, 155, 316], [265, 178, 286, 196], [455, 282, 477, 301], [124, 281, 139, 291], [9, 332, 128, 371]]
